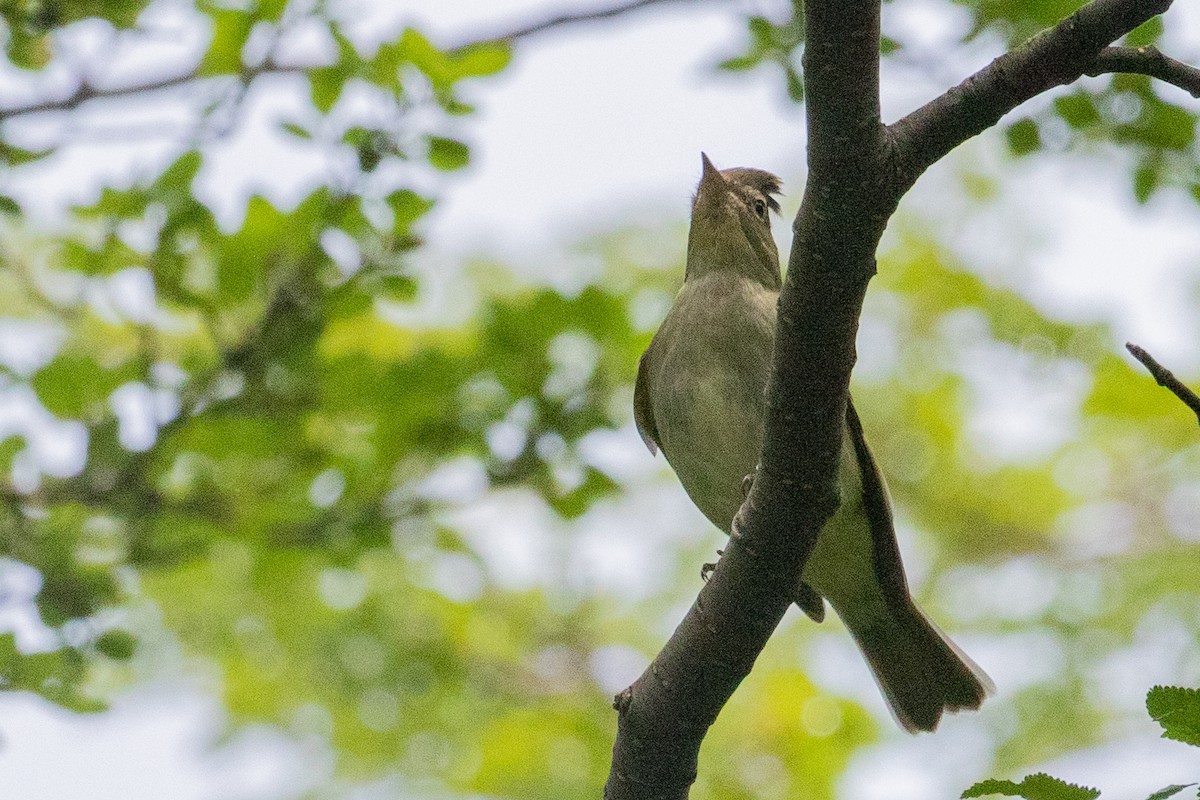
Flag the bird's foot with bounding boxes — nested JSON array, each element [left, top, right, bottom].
[[700, 549, 725, 582]]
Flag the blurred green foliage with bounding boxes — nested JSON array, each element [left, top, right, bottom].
[[0, 1, 1198, 799], [966, 688, 1200, 799]]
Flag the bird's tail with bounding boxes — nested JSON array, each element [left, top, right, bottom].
[[844, 601, 993, 733]]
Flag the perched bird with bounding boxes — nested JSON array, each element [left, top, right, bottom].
[[633, 153, 992, 732]]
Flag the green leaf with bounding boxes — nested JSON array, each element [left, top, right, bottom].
[[1115, 96, 1196, 151], [1006, 118, 1041, 156], [1054, 93, 1101, 129], [962, 774, 1100, 800], [257, 0, 288, 23], [1133, 160, 1158, 204], [1147, 686, 1200, 746], [94, 629, 138, 660], [747, 16, 774, 47], [0, 142, 54, 166], [1125, 17, 1163, 48], [785, 65, 805, 104], [0, 195, 20, 215], [718, 54, 759, 71], [398, 27, 452, 88], [199, 8, 253, 76], [31, 354, 137, 418], [280, 122, 312, 139], [310, 66, 345, 114], [427, 136, 470, 171], [154, 150, 204, 193], [449, 41, 512, 79], [377, 274, 417, 303], [1143, 784, 1195, 800], [387, 189, 435, 235]]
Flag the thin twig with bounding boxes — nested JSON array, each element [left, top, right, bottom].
[[0, 0, 706, 123], [1126, 342, 1200, 425], [1086, 46, 1200, 98], [0, 62, 307, 123], [449, 0, 697, 49]]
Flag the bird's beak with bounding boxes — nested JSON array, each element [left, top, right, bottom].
[[699, 152, 725, 192], [695, 152, 728, 214]]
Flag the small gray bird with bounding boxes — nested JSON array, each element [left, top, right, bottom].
[[634, 153, 992, 732]]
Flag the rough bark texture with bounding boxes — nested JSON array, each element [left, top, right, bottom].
[[605, 0, 1179, 797]]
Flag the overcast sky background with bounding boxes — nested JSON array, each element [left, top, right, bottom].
[[2, 0, 1200, 797]]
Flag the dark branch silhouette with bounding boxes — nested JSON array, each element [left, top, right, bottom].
[[1127, 342, 1200, 425], [1087, 46, 1200, 97], [890, 0, 1174, 195]]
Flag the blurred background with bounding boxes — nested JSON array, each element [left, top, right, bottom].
[[1, 0, 1200, 797]]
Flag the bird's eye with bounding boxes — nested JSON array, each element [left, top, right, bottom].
[[753, 198, 767, 220]]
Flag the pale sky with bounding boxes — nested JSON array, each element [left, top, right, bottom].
[[2, 0, 1200, 797]]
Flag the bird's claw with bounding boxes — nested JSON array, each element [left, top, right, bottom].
[[700, 549, 725, 582]]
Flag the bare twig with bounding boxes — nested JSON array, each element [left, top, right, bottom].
[[0, 62, 307, 123], [1126, 342, 1200, 425], [1, 0, 707, 124], [449, 0, 699, 49], [1086, 46, 1200, 98]]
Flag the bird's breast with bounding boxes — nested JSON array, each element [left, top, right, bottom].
[[650, 275, 777, 531]]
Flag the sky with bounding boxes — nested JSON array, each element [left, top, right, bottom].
[[2, 0, 1200, 797]]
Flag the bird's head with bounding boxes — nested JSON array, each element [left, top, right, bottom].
[[685, 152, 782, 288]]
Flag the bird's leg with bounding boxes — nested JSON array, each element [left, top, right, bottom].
[[741, 467, 756, 499]]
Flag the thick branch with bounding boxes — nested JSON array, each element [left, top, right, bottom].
[[1126, 343, 1200, 425], [1086, 46, 1200, 98], [890, 0, 1174, 193], [605, 3, 886, 800]]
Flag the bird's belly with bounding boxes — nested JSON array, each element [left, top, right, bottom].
[[659, 372, 762, 532]]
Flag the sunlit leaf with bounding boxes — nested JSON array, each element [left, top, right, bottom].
[[1146, 686, 1200, 747], [427, 136, 470, 171], [962, 773, 1100, 800]]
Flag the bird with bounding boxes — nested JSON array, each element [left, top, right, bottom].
[[633, 153, 992, 732]]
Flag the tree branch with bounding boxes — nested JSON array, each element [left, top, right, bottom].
[[1086, 46, 1200, 98], [890, 0, 1175, 194], [604, 3, 886, 799], [0, 62, 306, 123], [449, 0, 703, 49], [1126, 342, 1200, 425]]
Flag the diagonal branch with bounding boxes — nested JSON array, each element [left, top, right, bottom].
[[1086, 46, 1200, 97], [890, 0, 1175, 194], [605, 2, 886, 799], [1126, 343, 1200, 425]]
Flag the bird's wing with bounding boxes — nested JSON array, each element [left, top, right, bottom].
[[844, 396, 912, 609], [633, 346, 662, 455]]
